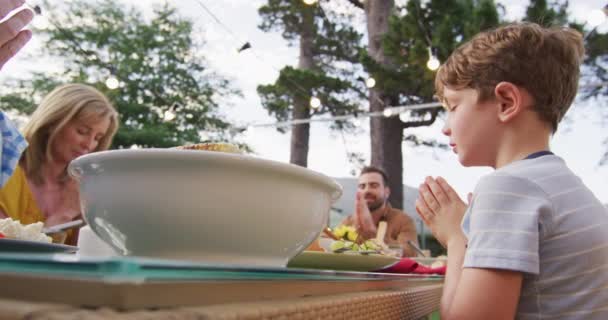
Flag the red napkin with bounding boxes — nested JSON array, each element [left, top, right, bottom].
[[375, 258, 446, 275]]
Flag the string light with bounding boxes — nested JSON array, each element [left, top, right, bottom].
[[426, 47, 440, 71], [588, 9, 607, 27], [236, 102, 442, 130], [32, 14, 50, 29], [163, 109, 177, 122], [383, 108, 393, 117], [352, 118, 362, 127], [105, 76, 120, 90], [310, 96, 322, 109], [303, 0, 318, 5], [244, 125, 256, 137], [365, 77, 376, 88]]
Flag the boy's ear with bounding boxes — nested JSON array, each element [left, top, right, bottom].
[[494, 82, 525, 123]]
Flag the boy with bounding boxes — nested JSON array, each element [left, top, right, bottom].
[[416, 22, 608, 319]]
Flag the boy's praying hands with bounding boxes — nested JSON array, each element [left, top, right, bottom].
[[416, 176, 468, 248]]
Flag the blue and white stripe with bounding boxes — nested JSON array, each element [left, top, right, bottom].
[[462, 155, 608, 319], [0, 112, 27, 187]]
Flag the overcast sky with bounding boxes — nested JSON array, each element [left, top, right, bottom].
[[2, 0, 607, 203]]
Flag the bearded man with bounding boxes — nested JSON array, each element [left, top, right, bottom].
[[340, 166, 419, 257]]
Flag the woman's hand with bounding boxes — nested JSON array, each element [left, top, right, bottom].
[[44, 211, 81, 227], [0, 0, 33, 70], [416, 176, 469, 247]]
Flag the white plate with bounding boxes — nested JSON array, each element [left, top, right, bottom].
[[287, 251, 399, 272], [412, 257, 447, 266], [0, 238, 78, 253]]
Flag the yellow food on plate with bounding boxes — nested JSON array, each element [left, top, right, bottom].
[[174, 143, 242, 154], [327, 224, 397, 257], [332, 225, 359, 242]]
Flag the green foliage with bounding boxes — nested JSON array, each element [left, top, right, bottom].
[[0, 94, 34, 115], [523, 0, 569, 26], [257, 0, 365, 133], [0, 73, 64, 114], [257, 66, 361, 132], [1, 0, 240, 148], [258, 0, 361, 65], [376, 0, 500, 107], [258, 0, 311, 42]]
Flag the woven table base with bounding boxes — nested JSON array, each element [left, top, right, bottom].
[[0, 284, 443, 320]]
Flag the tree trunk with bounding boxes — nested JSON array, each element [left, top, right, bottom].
[[365, 0, 404, 209], [290, 96, 310, 167], [290, 7, 315, 167]]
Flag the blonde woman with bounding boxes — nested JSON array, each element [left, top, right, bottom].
[[0, 84, 119, 245]]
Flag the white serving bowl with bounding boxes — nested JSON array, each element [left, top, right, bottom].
[[69, 149, 342, 267], [77, 225, 117, 257]]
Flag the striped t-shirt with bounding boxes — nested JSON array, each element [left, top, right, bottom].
[[462, 154, 608, 319]]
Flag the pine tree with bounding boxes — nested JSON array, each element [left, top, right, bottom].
[[523, 0, 568, 26], [257, 0, 363, 167]]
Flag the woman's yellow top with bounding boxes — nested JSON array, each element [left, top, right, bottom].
[[0, 165, 44, 224], [0, 166, 77, 244]]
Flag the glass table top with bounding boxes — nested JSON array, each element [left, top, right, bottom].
[[0, 253, 443, 283]]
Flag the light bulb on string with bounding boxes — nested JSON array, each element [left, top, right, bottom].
[[163, 109, 177, 122], [426, 47, 440, 71], [365, 77, 376, 88], [32, 15, 49, 29], [588, 9, 607, 28], [244, 125, 256, 139], [399, 111, 410, 122], [303, 0, 318, 5], [105, 76, 120, 90], [352, 118, 362, 127], [310, 96, 322, 110], [383, 108, 393, 118]]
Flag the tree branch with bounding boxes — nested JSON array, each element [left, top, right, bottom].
[[401, 108, 440, 129], [403, 134, 448, 149], [343, 0, 364, 10]]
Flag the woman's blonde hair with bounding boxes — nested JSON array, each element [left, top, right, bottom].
[[21, 83, 119, 184]]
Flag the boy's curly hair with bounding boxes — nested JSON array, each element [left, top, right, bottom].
[[435, 22, 584, 132]]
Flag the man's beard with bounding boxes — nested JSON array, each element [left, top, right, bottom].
[[367, 198, 385, 212]]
